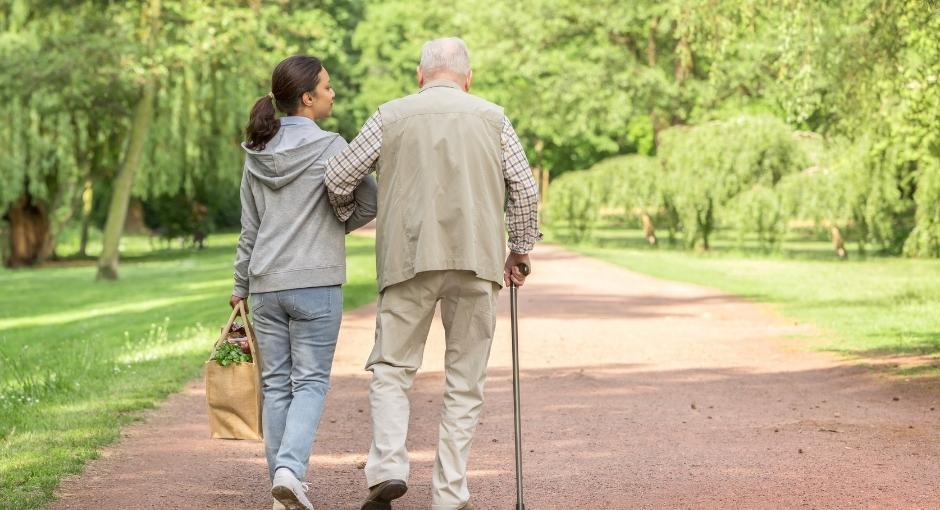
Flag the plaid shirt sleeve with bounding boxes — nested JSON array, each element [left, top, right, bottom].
[[325, 111, 383, 221], [502, 116, 542, 254]]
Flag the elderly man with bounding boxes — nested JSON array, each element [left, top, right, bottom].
[[325, 37, 540, 510]]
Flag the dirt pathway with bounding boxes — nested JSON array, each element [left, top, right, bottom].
[[51, 244, 940, 509]]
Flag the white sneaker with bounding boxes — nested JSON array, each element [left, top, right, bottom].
[[271, 468, 314, 510]]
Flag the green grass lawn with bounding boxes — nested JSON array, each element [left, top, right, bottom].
[[547, 225, 940, 371], [0, 232, 377, 510]]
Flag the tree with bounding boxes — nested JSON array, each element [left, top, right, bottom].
[[658, 115, 806, 250], [898, 1, 940, 256], [588, 155, 667, 244], [0, 1, 135, 267], [95, 0, 161, 280], [3, 0, 939, 263]]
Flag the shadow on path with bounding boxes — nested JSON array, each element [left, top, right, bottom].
[[52, 362, 940, 510]]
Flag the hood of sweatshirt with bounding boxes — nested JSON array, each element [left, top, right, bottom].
[[240, 117, 341, 190]]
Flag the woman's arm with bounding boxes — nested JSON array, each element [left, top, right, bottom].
[[232, 169, 259, 304], [344, 174, 378, 233]]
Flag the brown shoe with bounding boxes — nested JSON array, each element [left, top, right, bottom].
[[458, 503, 476, 510], [360, 479, 408, 510]]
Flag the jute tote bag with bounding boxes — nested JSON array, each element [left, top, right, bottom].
[[205, 300, 263, 440]]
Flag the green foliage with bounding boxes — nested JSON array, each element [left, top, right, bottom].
[[725, 184, 787, 251], [589, 156, 663, 213], [548, 116, 808, 251], [547, 155, 667, 242], [0, 2, 133, 225], [547, 171, 598, 242], [350, 0, 676, 175], [659, 115, 806, 249], [906, 160, 940, 257], [898, 1, 940, 256], [210, 341, 250, 366], [3, 0, 940, 264], [0, 1, 359, 265]]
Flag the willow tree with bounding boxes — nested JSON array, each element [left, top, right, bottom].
[[95, 0, 161, 280], [0, 1, 134, 267], [351, 0, 686, 178], [0, 0, 355, 271], [761, 0, 939, 255], [588, 156, 668, 244], [659, 115, 806, 250], [97, 1, 351, 279], [132, 0, 352, 237], [897, 1, 940, 256]]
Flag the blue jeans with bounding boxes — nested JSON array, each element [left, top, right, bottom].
[[250, 286, 342, 481]]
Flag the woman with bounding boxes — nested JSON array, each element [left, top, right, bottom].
[[230, 55, 376, 510]]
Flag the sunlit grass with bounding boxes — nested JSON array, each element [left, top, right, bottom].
[[547, 223, 940, 372], [0, 231, 377, 510]]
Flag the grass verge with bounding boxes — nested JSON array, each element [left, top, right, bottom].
[[0, 232, 376, 510]]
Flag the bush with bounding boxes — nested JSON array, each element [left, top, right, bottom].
[[904, 158, 940, 257], [659, 115, 807, 250], [725, 184, 787, 251], [546, 155, 671, 242], [547, 171, 599, 242]]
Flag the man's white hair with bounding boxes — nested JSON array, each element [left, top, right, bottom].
[[419, 37, 471, 76]]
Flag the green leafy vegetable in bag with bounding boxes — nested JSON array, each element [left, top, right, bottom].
[[211, 341, 252, 366]]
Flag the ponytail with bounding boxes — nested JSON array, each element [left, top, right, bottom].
[[244, 55, 324, 151], [244, 94, 279, 151]]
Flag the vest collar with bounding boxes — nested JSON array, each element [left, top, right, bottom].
[[420, 79, 463, 93]]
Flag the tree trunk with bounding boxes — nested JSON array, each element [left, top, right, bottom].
[[124, 198, 150, 235], [38, 174, 82, 262], [540, 168, 549, 210], [5, 195, 50, 268], [96, 80, 156, 280], [78, 177, 94, 257], [646, 17, 658, 67], [831, 224, 848, 259], [675, 33, 693, 84], [641, 212, 657, 246], [698, 201, 713, 251], [533, 139, 548, 227], [647, 19, 666, 150], [96, 0, 160, 280], [674, 10, 693, 85]]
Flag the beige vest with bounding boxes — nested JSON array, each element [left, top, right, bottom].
[[375, 80, 506, 291]]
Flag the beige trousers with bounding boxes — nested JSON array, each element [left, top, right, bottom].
[[364, 270, 499, 510]]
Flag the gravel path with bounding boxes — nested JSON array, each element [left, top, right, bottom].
[[51, 244, 940, 509]]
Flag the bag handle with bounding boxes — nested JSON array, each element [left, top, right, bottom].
[[209, 300, 261, 361]]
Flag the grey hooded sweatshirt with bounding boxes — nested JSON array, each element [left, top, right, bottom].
[[233, 116, 376, 297]]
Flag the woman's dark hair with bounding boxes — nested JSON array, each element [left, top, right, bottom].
[[245, 55, 323, 151]]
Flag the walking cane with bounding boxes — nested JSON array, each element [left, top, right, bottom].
[[510, 262, 530, 510]]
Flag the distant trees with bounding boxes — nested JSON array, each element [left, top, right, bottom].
[[547, 116, 811, 252], [1, 0, 938, 267], [659, 116, 806, 250], [0, 1, 355, 274], [534, 0, 939, 257]]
